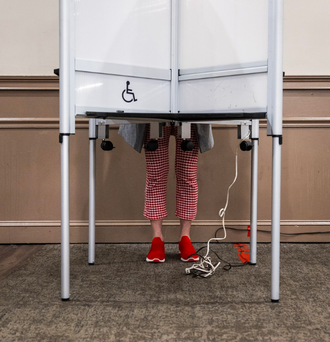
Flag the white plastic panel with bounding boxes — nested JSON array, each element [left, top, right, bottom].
[[75, 59, 171, 81], [74, 0, 171, 70], [72, 0, 270, 117], [75, 72, 170, 114], [179, 0, 268, 70], [179, 73, 267, 113]]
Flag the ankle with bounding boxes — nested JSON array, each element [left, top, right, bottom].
[[150, 219, 163, 241], [153, 234, 164, 241]]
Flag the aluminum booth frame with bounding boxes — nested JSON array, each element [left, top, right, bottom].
[[59, 0, 283, 302]]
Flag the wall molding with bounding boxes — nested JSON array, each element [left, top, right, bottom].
[[1, 75, 330, 91], [1, 219, 330, 228], [1, 75, 329, 129], [0, 76, 59, 90], [1, 117, 330, 129], [283, 75, 330, 90], [0, 118, 87, 129], [1, 220, 329, 244]]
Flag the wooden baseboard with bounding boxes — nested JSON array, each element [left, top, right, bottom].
[[1, 220, 330, 243]]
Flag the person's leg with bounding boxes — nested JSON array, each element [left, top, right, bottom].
[[180, 219, 192, 239], [144, 125, 171, 221], [151, 219, 164, 241], [174, 125, 200, 261], [174, 124, 199, 221], [144, 125, 171, 262]]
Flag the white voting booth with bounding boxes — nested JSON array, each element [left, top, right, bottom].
[[59, 0, 283, 301]]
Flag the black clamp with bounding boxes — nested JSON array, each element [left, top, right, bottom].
[[251, 137, 259, 145], [59, 133, 70, 144], [272, 135, 283, 145]]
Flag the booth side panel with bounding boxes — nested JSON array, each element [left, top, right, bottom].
[[74, 0, 172, 117], [179, 0, 268, 70], [74, 0, 171, 70], [179, 73, 268, 113]]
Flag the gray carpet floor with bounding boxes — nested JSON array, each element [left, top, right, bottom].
[[1, 243, 330, 341]]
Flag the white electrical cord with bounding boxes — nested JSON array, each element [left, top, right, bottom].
[[185, 131, 250, 278]]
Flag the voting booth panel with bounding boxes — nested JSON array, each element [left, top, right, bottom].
[[179, 74, 268, 113], [72, 0, 269, 118], [179, 0, 268, 113], [75, 71, 171, 115], [60, 0, 283, 302], [179, 0, 268, 69], [75, 0, 171, 69], [74, 0, 172, 116]]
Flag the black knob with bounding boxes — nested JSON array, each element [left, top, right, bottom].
[[101, 140, 114, 151], [146, 140, 158, 151], [240, 141, 253, 151], [181, 140, 194, 151]]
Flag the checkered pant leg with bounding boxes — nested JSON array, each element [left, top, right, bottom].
[[174, 126, 199, 220], [143, 126, 171, 220], [143, 125, 199, 220]]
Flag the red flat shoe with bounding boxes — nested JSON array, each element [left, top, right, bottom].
[[179, 236, 199, 262], [146, 237, 165, 263]]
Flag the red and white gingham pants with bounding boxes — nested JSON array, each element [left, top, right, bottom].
[[143, 124, 199, 220]]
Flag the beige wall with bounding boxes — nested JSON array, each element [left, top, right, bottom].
[[0, 0, 329, 76], [283, 0, 330, 75], [0, 0, 59, 75]]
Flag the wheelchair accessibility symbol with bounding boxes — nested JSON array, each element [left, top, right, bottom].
[[122, 81, 138, 103]]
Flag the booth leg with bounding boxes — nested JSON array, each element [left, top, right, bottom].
[[250, 139, 258, 265], [61, 135, 70, 301], [89, 138, 96, 265], [271, 136, 281, 302]]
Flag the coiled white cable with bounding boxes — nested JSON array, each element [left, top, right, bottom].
[[185, 131, 250, 278]]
